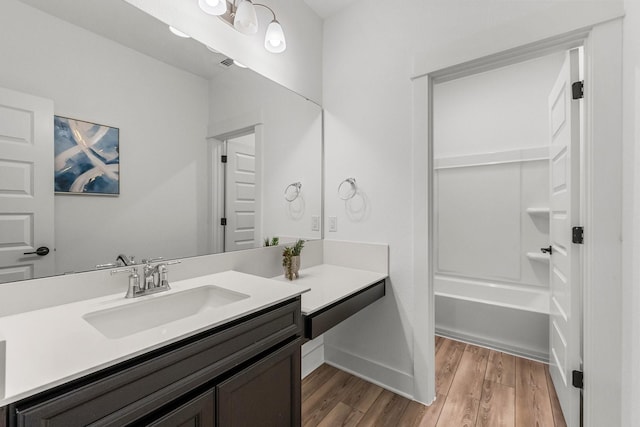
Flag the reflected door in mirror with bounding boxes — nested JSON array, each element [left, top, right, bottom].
[[0, 87, 55, 283], [224, 133, 259, 252]]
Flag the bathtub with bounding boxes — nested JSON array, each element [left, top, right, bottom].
[[435, 275, 550, 362]]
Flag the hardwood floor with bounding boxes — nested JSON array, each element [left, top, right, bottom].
[[301, 336, 567, 427]]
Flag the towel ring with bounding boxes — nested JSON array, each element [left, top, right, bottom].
[[338, 178, 357, 200], [284, 182, 302, 202]]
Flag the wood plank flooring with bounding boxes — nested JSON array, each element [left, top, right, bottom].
[[302, 336, 567, 427]]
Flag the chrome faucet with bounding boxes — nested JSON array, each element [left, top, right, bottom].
[[141, 258, 164, 291], [111, 259, 181, 298]]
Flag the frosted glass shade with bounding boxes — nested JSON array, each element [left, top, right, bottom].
[[198, 0, 227, 16], [264, 20, 286, 53], [233, 0, 258, 35], [169, 26, 190, 38]]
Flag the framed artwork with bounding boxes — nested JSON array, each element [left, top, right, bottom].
[[54, 116, 120, 195]]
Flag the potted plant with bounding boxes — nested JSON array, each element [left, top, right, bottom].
[[282, 239, 304, 280]]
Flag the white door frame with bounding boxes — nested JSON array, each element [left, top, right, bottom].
[[208, 124, 263, 254], [411, 15, 623, 427]]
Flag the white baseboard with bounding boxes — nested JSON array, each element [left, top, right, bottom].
[[324, 344, 414, 400], [436, 327, 549, 363], [301, 336, 325, 379]]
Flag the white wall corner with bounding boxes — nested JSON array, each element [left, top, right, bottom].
[[411, 74, 435, 405], [324, 344, 414, 400]]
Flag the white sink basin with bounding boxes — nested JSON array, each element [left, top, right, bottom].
[[83, 285, 250, 339]]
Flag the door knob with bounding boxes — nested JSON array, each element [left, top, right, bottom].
[[23, 246, 50, 256], [540, 246, 553, 255]]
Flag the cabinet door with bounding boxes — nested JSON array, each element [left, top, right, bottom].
[[147, 390, 214, 427], [217, 339, 302, 427]]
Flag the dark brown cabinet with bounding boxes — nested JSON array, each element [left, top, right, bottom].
[[147, 391, 215, 427], [217, 339, 301, 427], [303, 279, 385, 340], [3, 297, 302, 427]]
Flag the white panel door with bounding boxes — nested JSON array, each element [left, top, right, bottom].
[[224, 134, 257, 252], [0, 87, 55, 283], [548, 50, 581, 427]]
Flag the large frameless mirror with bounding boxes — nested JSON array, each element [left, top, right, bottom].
[[0, 0, 322, 283]]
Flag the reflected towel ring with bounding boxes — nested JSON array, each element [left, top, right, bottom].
[[338, 178, 357, 200], [284, 182, 302, 202]]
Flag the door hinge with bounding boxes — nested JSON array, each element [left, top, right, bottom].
[[221, 155, 228, 163], [572, 226, 584, 244], [572, 370, 584, 389], [220, 218, 227, 226], [572, 80, 584, 100]]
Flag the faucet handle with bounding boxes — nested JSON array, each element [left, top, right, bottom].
[[111, 267, 141, 298], [157, 260, 181, 289]]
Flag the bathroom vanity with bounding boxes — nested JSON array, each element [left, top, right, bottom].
[[0, 271, 309, 427], [0, 241, 390, 427]]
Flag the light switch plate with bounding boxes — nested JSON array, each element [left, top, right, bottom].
[[311, 216, 320, 231], [328, 216, 337, 232]]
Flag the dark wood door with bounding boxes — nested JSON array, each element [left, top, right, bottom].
[[147, 390, 214, 427], [217, 339, 302, 427]]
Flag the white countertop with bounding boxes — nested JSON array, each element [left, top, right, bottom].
[[272, 264, 388, 315], [0, 271, 308, 406]]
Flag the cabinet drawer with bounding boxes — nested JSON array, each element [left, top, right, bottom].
[[304, 279, 385, 339], [13, 298, 301, 427]]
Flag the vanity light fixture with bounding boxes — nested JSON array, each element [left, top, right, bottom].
[[198, 0, 227, 16], [234, 0, 259, 34], [203, 0, 287, 54], [264, 17, 286, 53]]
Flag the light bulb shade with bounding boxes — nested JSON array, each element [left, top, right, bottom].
[[234, 0, 258, 35], [169, 26, 190, 38], [198, 0, 227, 16], [264, 20, 286, 53]]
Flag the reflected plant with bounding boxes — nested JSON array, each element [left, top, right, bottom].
[[264, 237, 280, 247]]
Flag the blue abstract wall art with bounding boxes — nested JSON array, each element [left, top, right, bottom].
[[54, 116, 120, 195]]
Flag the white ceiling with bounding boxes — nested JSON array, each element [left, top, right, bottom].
[[303, 0, 360, 19]]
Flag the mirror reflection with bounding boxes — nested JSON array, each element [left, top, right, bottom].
[[0, 0, 322, 283]]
